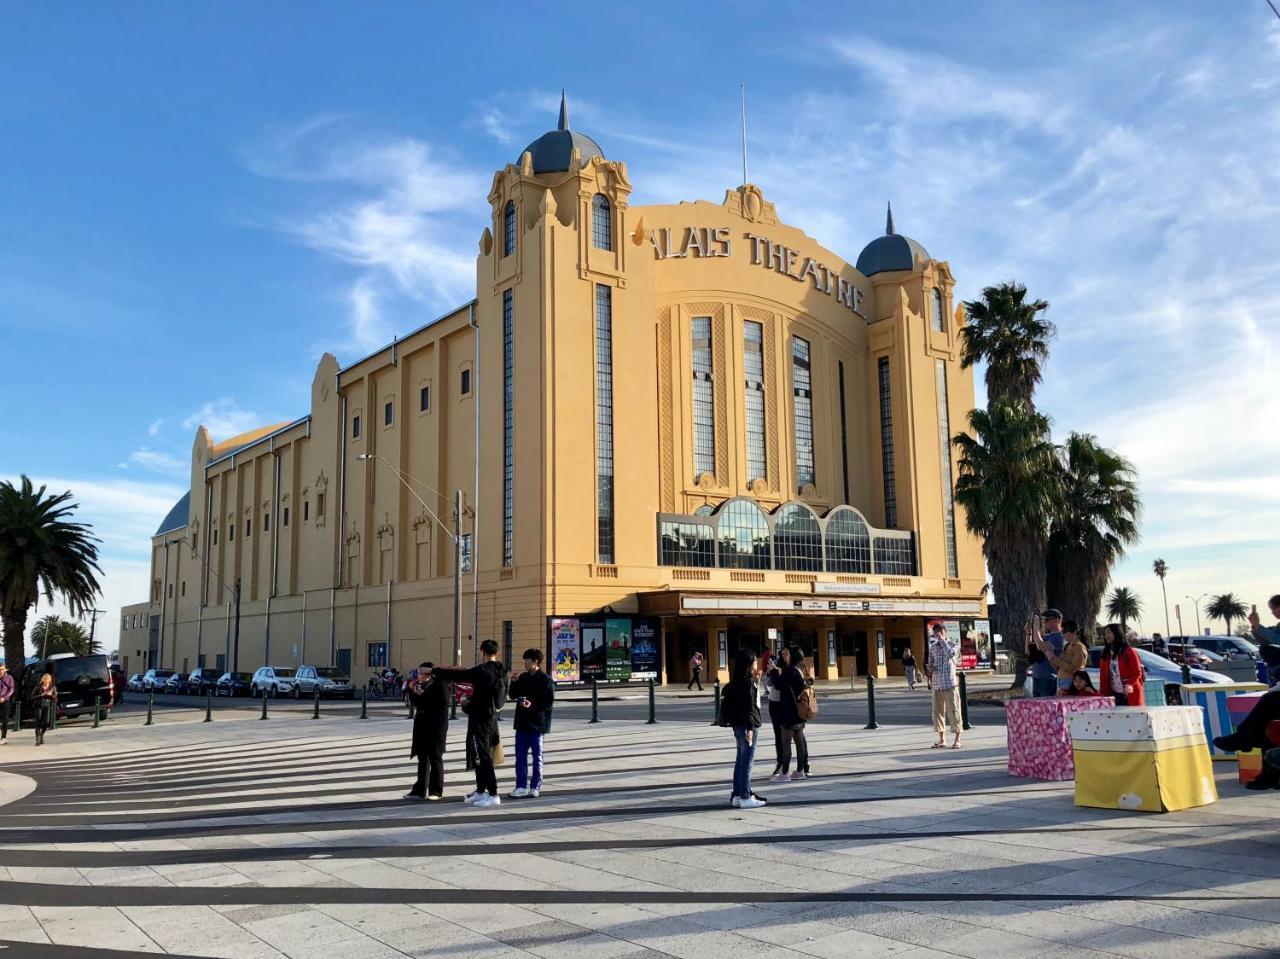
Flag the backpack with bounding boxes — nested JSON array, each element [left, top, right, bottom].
[[492, 667, 508, 712], [793, 682, 818, 722]]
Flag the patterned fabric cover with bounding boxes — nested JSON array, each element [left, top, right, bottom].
[[1006, 696, 1113, 780], [1228, 693, 1270, 783], [1181, 683, 1267, 759]]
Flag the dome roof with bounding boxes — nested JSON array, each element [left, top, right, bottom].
[[856, 203, 929, 276], [155, 491, 190, 537], [518, 93, 604, 174]]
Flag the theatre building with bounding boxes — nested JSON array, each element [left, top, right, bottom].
[[122, 97, 987, 686]]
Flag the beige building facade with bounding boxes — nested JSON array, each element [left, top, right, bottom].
[[122, 98, 986, 685]]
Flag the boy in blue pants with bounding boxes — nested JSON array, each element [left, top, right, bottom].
[[508, 648, 555, 798]]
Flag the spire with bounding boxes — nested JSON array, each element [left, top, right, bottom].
[[557, 90, 569, 131], [885, 201, 895, 236]]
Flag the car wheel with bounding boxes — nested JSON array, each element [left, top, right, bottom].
[[270, 685, 278, 698], [292, 686, 301, 700]]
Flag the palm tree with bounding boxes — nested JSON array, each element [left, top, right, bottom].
[[960, 282, 1056, 408], [1152, 558, 1170, 639], [30, 614, 93, 657], [1044, 433, 1140, 643], [0, 476, 102, 683], [1206, 593, 1248, 637], [1105, 587, 1142, 632], [953, 401, 1061, 688]]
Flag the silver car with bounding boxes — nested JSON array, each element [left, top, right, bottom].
[[293, 665, 355, 699], [250, 666, 297, 698]]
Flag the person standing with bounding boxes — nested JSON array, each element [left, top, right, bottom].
[[687, 650, 704, 691], [720, 648, 766, 808], [0, 664, 14, 743], [1098, 624, 1144, 706], [1040, 619, 1088, 695], [765, 647, 790, 783], [902, 647, 918, 690], [776, 646, 812, 779], [926, 623, 962, 749], [31, 673, 56, 746], [1029, 609, 1065, 697], [1247, 596, 1280, 685], [1151, 633, 1167, 658], [432, 639, 509, 808], [404, 662, 450, 801], [508, 648, 555, 799]]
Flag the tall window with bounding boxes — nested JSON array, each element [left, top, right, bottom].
[[503, 201, 516, 257], [717, 499, 770, 569], [773, 504, 822, 571], [352, 414, 361, 439], [592, 193, 612, 251], [594, 284, 615, 564], [932, 287, 945, 333], [502, 289, 514, 567], [691, 316, 715, 478], [878, 356, 898, 527], [792, 335, 814, 491], [420, 385, 430, 412], [743, 321, 767, 483], [936, 359, 958, 577], [384, 400, 393, 426], [837, 360, 850, 505]]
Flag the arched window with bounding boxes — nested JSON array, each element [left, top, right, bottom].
[[503, 201, 516, 257], [825, 506, 872, 573], [717, 499, 770, 569], [694, 504, 716, 517], [592, 193, 612, 251], [773, 503, 822, 571], [932, 287, 945, 333]]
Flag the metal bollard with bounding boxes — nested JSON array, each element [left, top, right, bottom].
[[360, 687, 368, 720], [50, 703, 57, 730], [450, 688, 457, 720], [312, 689, 321, 720], [864, 675, 878, 730], [646, 678, 657, 724], [259, 692, 268, 720], [958, 672, 972, 731], [13, 700, 20, 732], [204, 691, 213, 723], [145, 692, 154, 726], [589, 679, 600, 723], [93, 694, 101, 729], [711, 679, 721, 726]]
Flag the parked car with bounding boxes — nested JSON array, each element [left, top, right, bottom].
[[1160, 643, 1220, 669], [184, 667, 222, 696], [109, 664, 127, 704], [164, 672, 188, 694], [1191, 635, 1259, 661], [293, 665, 355, 699], [251, 666, 298, 697], [1086, 646, 1231, 702], [21, 653, 113, 721], [127, 673, 145, 692], [215, 671, 254, 697], [141, 668, 176, 691]]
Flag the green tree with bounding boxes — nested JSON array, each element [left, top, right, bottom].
[[30, 614, 94, 657], [0, 476, 102, 683], [953, 402, 1061, 687], [1206, 593, 1248, 637], [1045, 434, 1140, 643], [1105, 587, 1142, 632], [959, 281, 1055, 407], [1152, 558, 1170, 640]]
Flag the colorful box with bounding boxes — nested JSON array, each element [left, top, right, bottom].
[[1237, 750, 1263, 784], [1180, 683, 1267, 759], [1068, 706, 1218, 813], [1146, 681, 1167, 707], [1006, 695, 1114, 780], [1227, 693, 1274, 783]]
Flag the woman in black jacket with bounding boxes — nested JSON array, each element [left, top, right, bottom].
[[775, 646, 811, 780], [405, 663, 451, 800], [721, 648, 766, 809]]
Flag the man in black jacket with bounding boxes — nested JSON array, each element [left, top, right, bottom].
[[404, 662, 450, 801], [508, 648, 555, 798], [433, 639, 509, 808]]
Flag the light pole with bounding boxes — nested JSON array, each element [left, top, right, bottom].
[[85, 608, 106, 651], [1186, 594, 1208, 637], [356, 453, 463, 665]]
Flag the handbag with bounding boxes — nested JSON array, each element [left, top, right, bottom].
[[793, 683, 818, 721], [491, 736, 505, 766]]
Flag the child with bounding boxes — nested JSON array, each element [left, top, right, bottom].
[[508, 648, 555, 798], [720, 648, 766, 808], [1063, 670, 1100, 697]]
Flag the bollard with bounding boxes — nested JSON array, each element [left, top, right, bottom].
[[312, 689, 321, 720], [646, 678, 657, 724], [13, 700, 20, 733], [1181, 662, 1192, 687], [92, 695, 101, 729], [145, 692, 154, 726], [864, 675, 878, 730], [958, 672, 972, 731], [259, 691, 268, 720], [450, 688, 457, 720], [204, 691, 213, 723], [360, 687, 368, 720], [589, 679, 600, 723], [711, 679, 721, 726], [50, 703, 57, 730]]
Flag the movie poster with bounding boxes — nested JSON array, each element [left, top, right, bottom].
[[549, 617, 580, 683], [630, 618, 659, 679], [605, 618, 633, 682], [580, 620, 606, 682]]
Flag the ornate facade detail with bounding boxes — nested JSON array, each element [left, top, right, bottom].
[[657, 307, 675, 512]]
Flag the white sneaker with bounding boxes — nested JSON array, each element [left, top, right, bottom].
[[738, 797, 767, 809], [463, 791, 483, 805], [790, 771, 807, 781], [472, 793, 501, 808], [769, 773, 790, 784], [426, 794, 443, 802], [508, 787, 530, 799], [529, 788, 540, 798]]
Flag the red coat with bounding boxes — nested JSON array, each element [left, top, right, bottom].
[[1099, 646, 1145, 705]]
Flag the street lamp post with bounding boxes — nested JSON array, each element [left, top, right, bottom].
[[85, 608, 105, 650], [1186, 594, 1208, 637]]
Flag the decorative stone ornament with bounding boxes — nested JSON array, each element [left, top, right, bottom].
[[632, 216, 646, 246], [480, 227, 493, 256], [697, 472, 716, 491]]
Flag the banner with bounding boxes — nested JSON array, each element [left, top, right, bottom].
[[549, 618, 581, 683], [580, 620, 606, 682], [630, 618, 659, 679], [605, 618, 633, 682]]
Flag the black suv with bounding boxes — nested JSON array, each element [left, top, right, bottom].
[[184, 667, 222, 695], [22, 654, 113, 721]]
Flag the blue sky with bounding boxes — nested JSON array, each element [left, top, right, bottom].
[[3, 2, 1278, 649]]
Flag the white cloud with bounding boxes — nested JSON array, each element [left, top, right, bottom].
[[147, 418, 164, 438], [181, 397, 261, 441], [123, 448, 188, 478]]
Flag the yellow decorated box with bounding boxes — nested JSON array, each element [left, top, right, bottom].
[[1067, 706, 1218, 813]]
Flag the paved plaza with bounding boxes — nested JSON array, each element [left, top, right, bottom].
[[0, 690, 1277, 958]]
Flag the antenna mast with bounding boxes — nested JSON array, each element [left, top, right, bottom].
[[740, 83, 749, 186]]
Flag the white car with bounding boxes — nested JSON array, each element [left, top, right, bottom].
[[1086, 646, 1231, 698], [251, 666, 298, 698]]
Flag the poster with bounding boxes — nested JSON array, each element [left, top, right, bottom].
[[630, 618, 659, 679], [606, 618, 633, 682], [580, 620, 606, 682], [549, 617, 581, 683], [927, 618, 993, 669]]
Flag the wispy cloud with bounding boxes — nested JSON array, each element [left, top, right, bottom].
[[122, 448, 188, 477], [181, 397, 262, 440], [147, 418, 164, 438]]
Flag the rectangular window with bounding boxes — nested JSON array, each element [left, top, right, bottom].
[[384, 400, 393, 426], [838, 360, 850, 506], [317, 492, 325, 518], [303, 500, 310, 522], [658, 519, 715, 567], [229, 524, 234, 543], [461, 368, 471, 396], [792, 335, 814, 490], [878, 356, 898, 528], [352, 415, 361, 439], [502, 289, 515, 567], [936, 359, 959, 578], [460, 532, 472, 573], [167, 583, 173, 598], [743, 321, 767, 482], [283, 506, 290, 527], [180, 581, 186, 597], [212, 528, 218, 546], [594, 284, 615, 564], [691, 316, 715, 479], [367, 642, 388, 668], [263, 512, 269, 533], [419, 385, 430, 412]]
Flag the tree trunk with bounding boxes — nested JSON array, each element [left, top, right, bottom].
[[2, 609, 28, 688], [1160, 580, 1170, 638], [989, 530, 1047, 690], [1045, 544, 1108, 644]]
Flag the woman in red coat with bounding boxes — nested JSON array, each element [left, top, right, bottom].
[[1098, 623, 1144, 706]]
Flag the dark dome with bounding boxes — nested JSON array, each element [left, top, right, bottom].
[[155, 491, 190, 536], [518, 93, 604, 174], [856, 203, 929, 276]]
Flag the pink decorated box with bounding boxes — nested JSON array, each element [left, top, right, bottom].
[[1007, 695, 1115, 780]]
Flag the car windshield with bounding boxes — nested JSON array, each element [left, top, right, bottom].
[[51, 656, 110, 683], [314, 668, 344, 678], [153, 670, 175, 678], [1136, 649, 1174, 670], [273, 668, 296, 678]]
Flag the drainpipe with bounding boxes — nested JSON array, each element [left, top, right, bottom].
[[468, 300, 480, 654], [337, 388, 348, 593], [158, 539, 169, 670]]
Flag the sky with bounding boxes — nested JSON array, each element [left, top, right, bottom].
[[2, 1, 1278, 652]]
